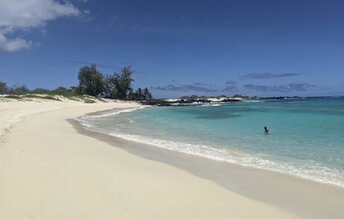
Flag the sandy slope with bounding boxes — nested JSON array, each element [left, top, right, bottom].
[[0, 100, 297, 219]]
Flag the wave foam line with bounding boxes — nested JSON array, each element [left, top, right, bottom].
[[82, 106, 147, 119], [77, 106, 344, 188], [76, 105, 147, 129], [105, 131, 344, 188]]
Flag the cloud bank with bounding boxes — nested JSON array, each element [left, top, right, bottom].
[[150, 79, 318, 96], [0, 0, 81, 52], [151, 82, 219, 93], [241, 72, 303, 80], [243, 83, 315, 93]]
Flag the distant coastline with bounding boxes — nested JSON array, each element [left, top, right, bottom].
[[144, 95, 344, 106]]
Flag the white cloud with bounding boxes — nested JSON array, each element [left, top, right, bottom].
[[0, 33, 32, 51], [0, 0, 82, 52]]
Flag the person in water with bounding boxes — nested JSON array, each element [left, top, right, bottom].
[[264, 126, 269, 134]]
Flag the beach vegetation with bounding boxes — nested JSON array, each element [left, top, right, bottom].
[[83, 99, 96, 103], [77, 64, 105, 96], [110, 65, 134, 99], [0, 81, 9, 94], [1, 64, 153, 102], [143, 88, 152, 100], [31, 88, 51, 94], [3, 95, 23, 99], [50, 86, 79, 97], [78, 64, 152, 101], [24, 94, 61, 101], [128, 87, 152, 101], [8, 84, 30, 95], [103, 65, 134, 99]]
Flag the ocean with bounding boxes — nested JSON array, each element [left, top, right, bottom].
[[80, 97, 344, 187]]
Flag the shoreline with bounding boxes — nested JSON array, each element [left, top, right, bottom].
[[0, 101, 341, 218], [73, 107, 344, 219], [78, 106, 344, 188], [0, 101, 297, 219]]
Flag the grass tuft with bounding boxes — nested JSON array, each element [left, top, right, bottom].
[[24, 94, 61, 101], [3, 95, 23, 99]]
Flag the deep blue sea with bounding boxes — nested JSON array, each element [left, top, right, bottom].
[[80, 98, 344, 187]]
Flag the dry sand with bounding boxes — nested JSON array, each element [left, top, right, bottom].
[[0, 99, 297, 219]]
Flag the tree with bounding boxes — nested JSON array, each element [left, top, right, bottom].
[[77, 64, 153, 100], [0, 81, 8, 94], [114, 65, 134, 99], [136, 88, 143, 100], [104, 65, 134, 100], [49, 86, 79, 96], [78, 64, 105, 96], [9, 84, 30, 95], [52, 86, 68, 95], [103, 74, 119, 99], [31, 87, 50, 94], [128, 87, 152, 101], [143, 88, 152, 101]]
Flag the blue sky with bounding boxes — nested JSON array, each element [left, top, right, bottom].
[[0, 0, 343, 97]]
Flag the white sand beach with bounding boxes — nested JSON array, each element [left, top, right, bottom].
[[2, 0, 343, 218], [0, 98, 298, 219]]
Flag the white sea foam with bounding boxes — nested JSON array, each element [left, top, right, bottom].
[[78, 105, 344, 188], [77, 106, 146, 130], [171, 102, 203, 106], [242, 100, 264, 103], [92, 129, 344, 188], [201, 103, 222, 107], [82, 106, 147, 119]]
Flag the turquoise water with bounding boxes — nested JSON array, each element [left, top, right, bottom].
[[80, 98, 344, 187]]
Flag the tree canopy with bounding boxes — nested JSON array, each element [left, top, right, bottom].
[[0, 81, 8, 94], [104, 66, 134, 99], [77, 64, 152, 101], [78, 64, 105, 96]]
